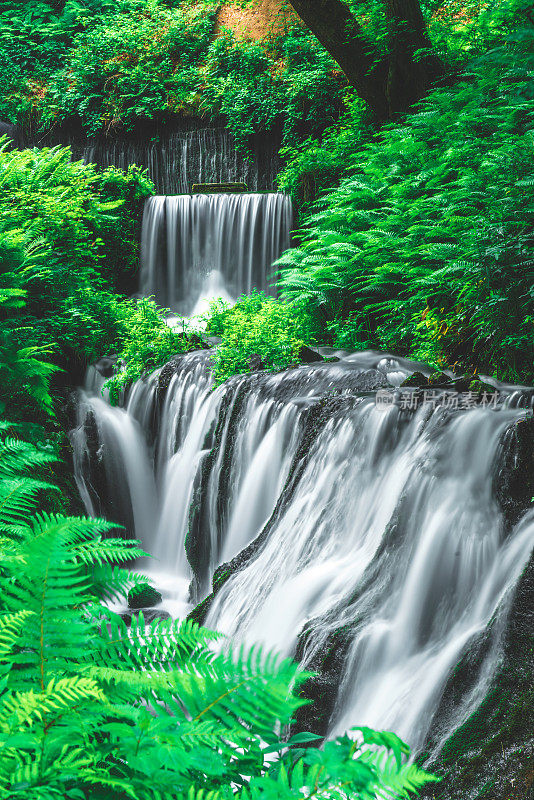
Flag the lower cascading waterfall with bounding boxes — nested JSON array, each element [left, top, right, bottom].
[[140, 193, 292, 315], [71, 350, 534, 754]]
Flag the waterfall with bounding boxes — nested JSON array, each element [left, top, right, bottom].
[[139, 193, 292, 314], [71, 350, 534, 755], [38, 127, 282, 193]]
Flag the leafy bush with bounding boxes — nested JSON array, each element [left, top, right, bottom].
[[278, 93, 372, 211], [42, 0, 217, 134], [200, 25, 345, 150], [0, 141, 155, 422], [277, 13, 534, 382], [205, 291, 317, 384], [106, 298, 202, 403], [0, 424, 437, 799], [0, 1, 346, 152]]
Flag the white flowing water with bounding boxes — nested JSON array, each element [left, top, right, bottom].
[[140, 193, 292, 314], [41, 127, 282, 194], [72, 350, 534, 755]]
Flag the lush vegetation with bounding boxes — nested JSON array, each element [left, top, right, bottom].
[[0, 142, 202, 427], [276, 3, 534, 382], [205, 291, 321, 384], [0, 135, 437, 799], [0, 0, 345, 150], [0, 1, 532, 797]]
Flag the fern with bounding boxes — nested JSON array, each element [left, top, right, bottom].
[[0, 427, 436, 798]]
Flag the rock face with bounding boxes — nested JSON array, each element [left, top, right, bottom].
[[420, 552, 534, 800], [493, 416, 534, 528], [0, 120, 18, 145]]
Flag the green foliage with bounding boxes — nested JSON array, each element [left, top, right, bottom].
[[0, 140, 155, 423], [200, 25, 344, 150], [0, 426, 437, 799], [105, 298, 203, 404], [278, 93, 372, 212], [0, 0, 121, 125], [42, 0, 218, 134], [205, 291, 316, 384], [0, 0, 345, 152], [278, 13, 534, 381]]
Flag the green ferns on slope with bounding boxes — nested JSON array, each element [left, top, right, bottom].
[[0, 425, 437, 799], [277, 9, 534, 382]]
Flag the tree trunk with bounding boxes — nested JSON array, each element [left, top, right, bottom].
[[384, 0, 445, 113], [288, 0, 445, 119], [288, 0, 390, 119]]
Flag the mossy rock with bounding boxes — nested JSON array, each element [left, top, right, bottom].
[[127, 583, 162, 609], [468, 379, 498, 395], [401, 371, 429, 387], [426, 371, 451, 386], [121, 608, 170, 626]]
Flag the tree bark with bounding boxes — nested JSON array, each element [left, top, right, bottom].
[[384, 0, 445, 113], [288, 0, 445, 119], [288, 0, 390, 119]]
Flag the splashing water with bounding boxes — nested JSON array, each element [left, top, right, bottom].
[[72, 354, 533, 755], [140, 193, 292, 314]]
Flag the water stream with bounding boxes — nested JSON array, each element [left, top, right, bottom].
[[71, 350, 534, 754], [70, 148, 534, 758], [38, 126, 282, 193], [140, 192, 292, 313]]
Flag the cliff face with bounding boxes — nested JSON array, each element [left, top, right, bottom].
[[420, 554, 534, 800]]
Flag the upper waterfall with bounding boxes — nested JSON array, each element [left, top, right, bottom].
[[140, 193, 292, 314]]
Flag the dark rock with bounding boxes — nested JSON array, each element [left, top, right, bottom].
[[401, 371, 429, 387], [247, 353, 266, 372], [294, 624, 353, 738], [128, 584, 162, 609], [420, 552, 534, 800], [95, 356, 117, 378], [493, 416, 534, 528], [298, 345, 324, 364], [186, 333, 207, 348], [427, 371, 453, 386], [121, 608, 171, 626], [0, 120, 17, 144], [468, 379, 497, 395]]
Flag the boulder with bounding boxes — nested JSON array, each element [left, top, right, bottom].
[[401, 371, 429, 387], [121, 609, 171, 627], [468, 378, 499, 395], [493, 416, 534, 528], [95, 356, 117, 378], [247, 353, 265, 372], [127, 583, 162, 609], [298, 345, 324, 364]]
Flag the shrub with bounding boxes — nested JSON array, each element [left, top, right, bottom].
[[105, 298, 203, 404], [42, 0, 217, 134], [278, 93, 372, 211], [205, 291, 316, 384], [0, 141, 154, 422]]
